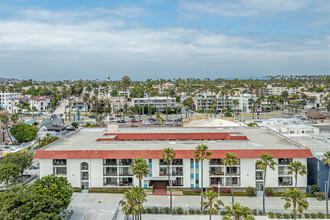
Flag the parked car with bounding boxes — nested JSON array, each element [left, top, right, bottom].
[[128, 115, 135, 118], [153, 122, 161, 125], [165, 120, 172, 125], [67, 127, 77, 131], [110, 118, 117, 122], [89, 115, 97, 118], [130, 119, 138, 123], [117, 120, 126, 123], [143, 121, 151, 125]]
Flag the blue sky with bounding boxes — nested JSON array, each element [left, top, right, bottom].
[[0, 0, 329, 81]]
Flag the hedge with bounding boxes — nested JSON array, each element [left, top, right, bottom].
[[183, 191, 253, 196], [88, 188, 129, 193], [73, 188, 81, 193]]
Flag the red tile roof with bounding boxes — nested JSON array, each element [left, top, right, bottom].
[[34, 149, 313, 159], [100, 132, 249, 141]]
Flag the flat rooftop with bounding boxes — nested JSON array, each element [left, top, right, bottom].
[[34, 127, 313, 159], [42, 127, 305, 151]]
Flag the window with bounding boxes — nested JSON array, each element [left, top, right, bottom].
[[53, 159, 66, 166], [172, 167, 183, 176], [278, 158, 292, 165], [81, 162, 88, 170], [119, 159, 132, 166], [278, 166, 290, 175], [119, 167, 132, 176], [103, 159, 117, 166], [53, 167, 67, 175], [119, 177, 133, 186], [210, 177, 223, 185], [226, 177, 240, 186], [210, 167, 224, 176], [81, 172, 89, 180], [209, 159, 223, 165], [160, 167, 169, 175], [104, 177, 118, 186], [256, 171, 263, 180], [226, 167, 240, 175], [172, 177, 183, 186], [195, 179, 199, 185], [279, 177, 293, 186], [104, 167, 117, 176]]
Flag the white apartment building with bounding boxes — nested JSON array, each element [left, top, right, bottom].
[[132, 97, 176, 112], [0, 93, 22, 112], [13, 95, 51, 112], [35, 126, 312, 193], [193, 93, 257, 113], [261, 85, 298, 96]]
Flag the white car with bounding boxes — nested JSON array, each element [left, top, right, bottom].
[[143, 121, 151, 125]]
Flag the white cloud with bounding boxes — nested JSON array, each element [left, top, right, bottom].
[[180, 0, 307, 17], [0, 8, 329, 80]]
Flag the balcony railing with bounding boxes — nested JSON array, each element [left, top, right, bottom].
[[119, 172, 133, 176], [104, 172, 117, 176]]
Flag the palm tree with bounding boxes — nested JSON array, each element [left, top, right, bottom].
[[131, 157, 150, 220], [256, 153, 277, 215], [288, 161, 307, 188], [223, 152, 238, 209], [119, 186, 146, 220], [322, 152, 330, 215], [194, 144, 213, 211], [1, 115, 13, 145], [131, 157, 150, 188], [282, 188, 308, 220], [223, 202, 254, 220], [202, 190, 224, 220], [10, 113, 19, 128], [161, 147, 176, 214], [96, 114, 104, 126]]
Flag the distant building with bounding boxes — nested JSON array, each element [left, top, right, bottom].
[[132, 97, 176, 112], [13, 95, 51, 113], [71, 101, 89, 112], [39, 115, 66, 132], [0, 93, 22, 113], [261, 85, 298, 96]]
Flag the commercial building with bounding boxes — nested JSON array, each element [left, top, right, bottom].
[[34, 126, 312, 193], [132, 97, 176, 112]]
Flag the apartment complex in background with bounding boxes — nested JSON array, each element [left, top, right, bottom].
[[132, 97, 176, 112], [0, 93, 22, 113], [34, 126, 312, 193]]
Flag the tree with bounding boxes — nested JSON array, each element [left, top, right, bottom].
[[1, 114, 13, 144], [111, 89, 118, 97], [322, 152, 330, 215], [183, 97, 195, 110], [161, 147, 176, 214], [223, 152, 238, 209], [0, 162, 20, 187], [96, 114, 104, 126], [201, 190, 224, 220], [256, 153, 277, 215], [1, 151, 33, 178], [10, 123, 38, 143], [31, 174, 73, 211], [282, 188, 308, 220], [0, 183, 65, 219], [10, 113, 19, 126], [194, 144, 212, 211], [288, 161, 307, 188], [36, 133, 59, 150], [119, 186, 146, 220], [223, 202, 254, 220]]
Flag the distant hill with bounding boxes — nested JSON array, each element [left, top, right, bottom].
[[0, 77, 22, 84]]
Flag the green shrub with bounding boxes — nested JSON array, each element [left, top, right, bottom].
[[88, 188, 128, 193], [196, 209, 201, 215], [290, 213, 294, 219], [183, 191, 200, 195], [258, 210, 263, 216], [252, 209, 258, 215], [327, 214, 330, 218], [311, 213, 317, 219], [164, 207, 170, 214], [177, 207, 184, 215], [265, 187, 273, 196], [153, 207, 159, 214], [276, 213, 282, 218], [283, 213, 290, 219], [145, 208, 152, 214], [298, 213, 302, 219], [304, 213, 310, 219], [221, 210, 229, 215], [318, 212, 325, 219], [310, 185, 321, 194], [317, 196, 323, 201], [184, 210, 188, 215], [159, 209, 164, 214], [189, 209, 196, 215], [73, 188, 81, 193], [203, 210, 208, 215], [71, 122, 78, 128], [315, 192, 326, 200], [246, 187, 256, 196], [272, 192, 285, 197], [268, 212, 274, 218]]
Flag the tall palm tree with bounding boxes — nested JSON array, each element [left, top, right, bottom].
[[194, 144, 213, 211], [223, 152, 238, 209], [256, 153, 277, 215], [131, 157, 150, 188], [202, 190, 224, 220], [288, 161, 307, 188], [223, 202, 254, 220], [119, 186, 146, 220], [322, 152, 330, 215], [282, 188, 308, 220], [131, 157, 149, 220], [161, 147, 176, 214]]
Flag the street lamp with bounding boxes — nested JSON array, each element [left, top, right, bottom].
[[326, 181, 329, 215]]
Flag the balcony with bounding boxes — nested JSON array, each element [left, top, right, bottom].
[[209, 159, 224, 165], [278, 158, 292, 165], [278, 177, 293, 186], [103, 159, 117, 166]]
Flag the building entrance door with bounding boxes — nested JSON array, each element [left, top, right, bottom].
[[81, 162, 89, 190]]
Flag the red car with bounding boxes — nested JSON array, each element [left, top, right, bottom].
[[130, 119, 138, 123]]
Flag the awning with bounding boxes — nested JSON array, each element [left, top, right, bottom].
[[146, 176, 176, 181]]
